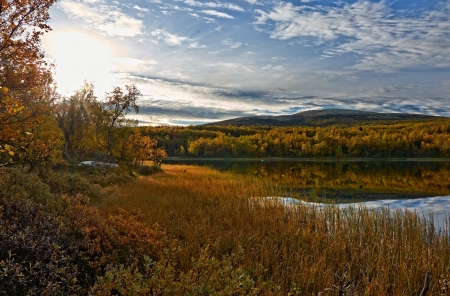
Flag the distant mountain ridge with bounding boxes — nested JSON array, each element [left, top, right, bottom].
[[205, 109, 445, 127]]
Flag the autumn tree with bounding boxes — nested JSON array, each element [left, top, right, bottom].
[[1, 0, 59, 166], [54, 83, 100, 161], [95, 85, 141, 160], [126, 131, 156, 166], [152, 147, 167, 167]]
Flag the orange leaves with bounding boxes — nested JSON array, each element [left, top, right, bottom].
[[0, 144, 14, 155], [128, 132, 157, 165], [1, 93, 25, 115], [62, 195, 165, 270], [1, 0, 58, 167]]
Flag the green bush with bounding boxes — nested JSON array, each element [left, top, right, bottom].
[[91, 246, 275, 295], [0, 167, 59, 210], [42, 170, 104, 200]]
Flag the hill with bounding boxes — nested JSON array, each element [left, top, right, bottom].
[[205, 109, 445, 127]]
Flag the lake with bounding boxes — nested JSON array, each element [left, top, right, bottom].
[[165, 158, 450, 230], [165, 158, 450, 201]]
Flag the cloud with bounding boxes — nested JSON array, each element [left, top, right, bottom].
[[151, 29, 189, 46], [111, 57, 158, 72], [262, 64, 285, 71], [112, 74, 450, 126], [221, 38, 242, 49], [177, 0, 245, 12], [189, 42, 207, 49], [255, 1, 450, 71], [190, 12, 216, 22], [158, 4, 194, 12], [59, 0, 144, 37], [133, 5, 149, 12], [200, 10, 234, 19]]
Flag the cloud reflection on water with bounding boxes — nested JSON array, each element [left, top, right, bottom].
[[274, 195, 450, 233]]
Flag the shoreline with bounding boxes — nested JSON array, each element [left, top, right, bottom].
[[166, 156, 450, 162]]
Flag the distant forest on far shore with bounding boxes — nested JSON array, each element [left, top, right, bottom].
[[140, 119, 450, 158]]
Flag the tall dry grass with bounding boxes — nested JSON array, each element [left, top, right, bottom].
[[95, 164, 450, 295]]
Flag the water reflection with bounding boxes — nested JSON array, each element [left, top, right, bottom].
[[273, 196, 450, 233], [166, 159, 450, 201]]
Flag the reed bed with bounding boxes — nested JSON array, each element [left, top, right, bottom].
[[95, 164, 450, 295]]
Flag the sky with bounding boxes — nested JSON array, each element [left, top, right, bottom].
[[42, 0, 450, 125]]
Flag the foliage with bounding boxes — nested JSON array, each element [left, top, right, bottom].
[[42, 170, 105, 199], [128, 131, 156, 166], [0, 168, 165, 295], [62, 195, 165, 271], [53, 84, 167, 166], [0, 0, 59, 167], [53, 83, 100, 162], [92, 245, 274, 295], [137, 164, 163, 176], [99, 85, 141, 158], [140, 119, 450, 158], [0, 195, 81, 295], [152, 147, 168, 167], [0, 167, 59, 210]]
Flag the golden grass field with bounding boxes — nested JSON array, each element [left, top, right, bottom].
[[95, 164, 450, 295]]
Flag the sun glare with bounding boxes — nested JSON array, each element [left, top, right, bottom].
[[46, 31, 118, 95]]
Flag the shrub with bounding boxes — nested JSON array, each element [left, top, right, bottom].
[[91, 245, 275, 295], [137, 165, 163, 176], [0, 196, 82, 295], [42, 171, 104, 200], [61, 195, 165, 271], [89, 170, 135, 188], [0, 167, 60, 210]]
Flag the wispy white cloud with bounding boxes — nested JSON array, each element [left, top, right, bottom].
[[200, 10, 234, 19], [177, 0, 245, 12], [59, 0, 144, 37], [133, 5, 149, 12], [262, 64, 285, 71], [255, 1, 450, 71], [189, 42, 207, 49], [123, 75, 450, 126], [190, 12, 216, 22], [221, 38, 242, 49], [151, 29, 189, 46], [158, 4, 193, 12]]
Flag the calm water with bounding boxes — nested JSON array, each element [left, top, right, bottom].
[[165, 158, 450, 201], [166, 158, 450, 230]]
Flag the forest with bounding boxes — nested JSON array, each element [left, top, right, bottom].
[[142, 119, 450, 158]]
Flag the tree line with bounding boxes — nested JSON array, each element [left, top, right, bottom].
[[140, 120, 450, 158]]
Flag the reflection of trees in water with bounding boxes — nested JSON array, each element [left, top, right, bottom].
[[175, 161, 450, 196]]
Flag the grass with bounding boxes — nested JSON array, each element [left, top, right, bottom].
[[95, 164, 450, 295]]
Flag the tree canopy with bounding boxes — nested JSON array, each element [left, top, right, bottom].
[[1, 0, 58, 166]]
